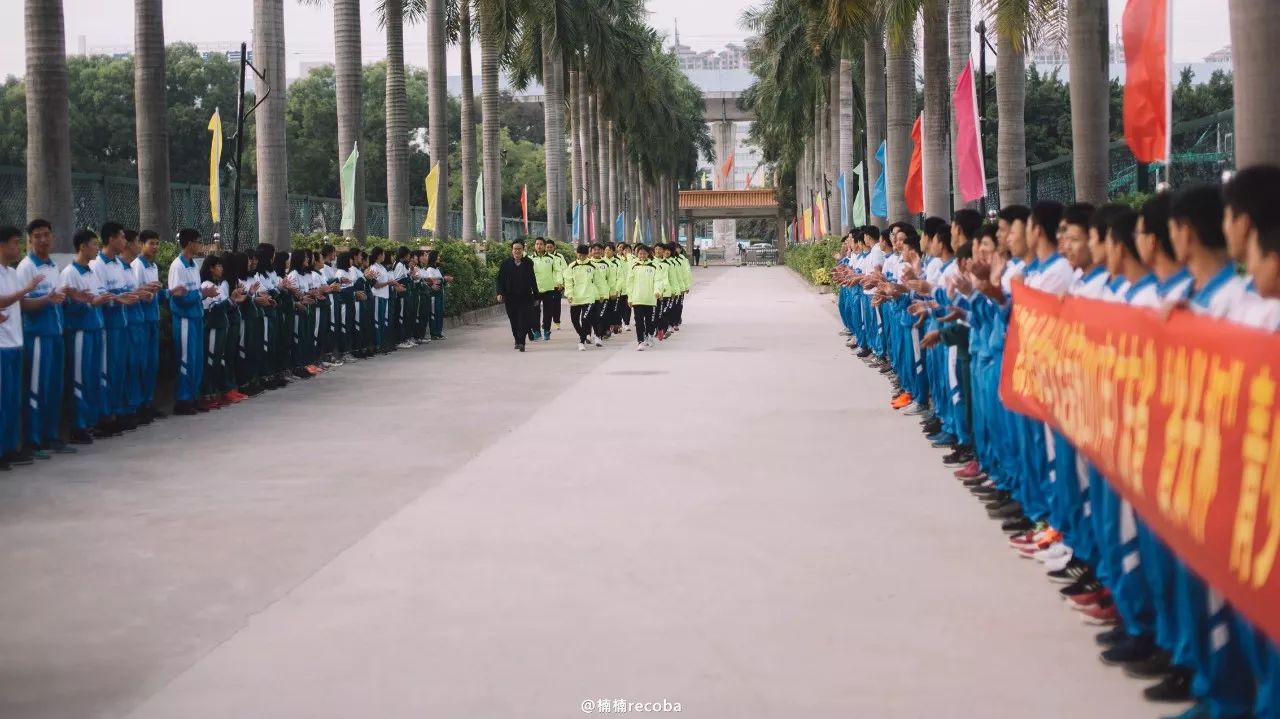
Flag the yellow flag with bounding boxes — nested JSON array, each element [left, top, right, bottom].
[[802, 207, 812, 240], [208, 110, 222, 223], [422, 163, 440, 232], [632, 216, 640, 244]]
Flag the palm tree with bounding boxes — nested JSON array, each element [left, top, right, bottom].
[[1067, 0, 1109, 204], [838, 58, 855, 233], [948, 0, 971, 210], [24, 0, 74, 251], [864, 21, 888, 224], [458, 0, 478, 241], [828, 67, 841, 234], [134, 0, 170, 235], [1228, 0, 1280, 165], [921, 0, 951, 218], [995, 30, 1027, 205], [542, 25, 567, 240], [478, 0, 508, 240], [884, 35, 914, 222], [255, 0, 291, 248], [426, 0, 451, 237], [382, 0, 412, 243], [333, 0, 366, 240]]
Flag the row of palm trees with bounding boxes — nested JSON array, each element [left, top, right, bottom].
[[742, 0, 1279, 231], [22, 0, 712, 251]]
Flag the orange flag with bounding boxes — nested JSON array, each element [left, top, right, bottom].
[[904, 114, 924, 215], [1122, 0, 1171, 163]]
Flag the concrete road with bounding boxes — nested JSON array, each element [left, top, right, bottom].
[[0, 266, 1159, 719]]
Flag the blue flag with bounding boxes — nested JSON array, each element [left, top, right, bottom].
[[614, 212, 625, 242], [871, 141, 888, 220], [645, 218, 653, 244], [835, 172, 847, 230], [571, 202, 582, 241]]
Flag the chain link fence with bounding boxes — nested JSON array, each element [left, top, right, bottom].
[[0, 166, 548, 249]]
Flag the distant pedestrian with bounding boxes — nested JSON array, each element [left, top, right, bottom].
[[495, 240, 537, 352], [693, 246, 702, 267]]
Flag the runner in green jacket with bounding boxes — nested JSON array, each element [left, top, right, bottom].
[[563, 244, 601, 350], [627, 244, 660, 350]]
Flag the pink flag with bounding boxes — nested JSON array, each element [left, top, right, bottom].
[[588, 207, 597, 242], [951, 60, 987, 204]]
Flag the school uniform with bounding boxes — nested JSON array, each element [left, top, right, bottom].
[[88, 251, 130, 420], [0, 264, 25, 457], [236, 275, 264, 389], [16, 253, 64, 448], [201, 279, 231, 396], [425, 266, 445, 339], [130, 255, 163, 410], [370, 263, 391, 350], [168, 255, 205, 403], [549, 252, 568, 326], [562, 259, 599, 344], [286, 269, 314, 368], [532, 252, 561, 335], [589, 258, 612, 339], [627, 259, 661, 343], [390, 261, 409, 346], [60, 261, 106, 432]]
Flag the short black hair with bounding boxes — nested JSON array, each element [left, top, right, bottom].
[[1139, 192, 1175, 259], [511, 239, 525, 248], [546, 239, 556, 246], [534, 236, 546, 242], [199, 252, 223, 283], [1108, 208, 1141, 260], [1091, 203, 1128, 240], [576, 244, 590, 255], [903, 233, 922, 254], [1030, 201, 1065, 241], [998, 205, 1032, 224], [336, 251, 352, 271], [923, 216, 948, 238], [636, 244, 651, 254], [0, 225, 20, 244], [1223, 164, 1280, 255], [138, 229, 161, 243], [953, 209, 983, 241], [955, 242, 974, 260], [1063, 203, 1095, 232], [26, 218, 51, 235], [396, 246, 410, 261], [73, 228, 98, 251], [124, 229, 138, 243], [368, 247, 386, 264], [935, 226, 953, 254], [320, 243, 336, 256], [1170, 184, 1226, 250], [863, 224, 881, 239], [289, 250, 309, 274], [980, 222, 998, 242], [100, 221, 125, 241], [177, 228, 202, 248]]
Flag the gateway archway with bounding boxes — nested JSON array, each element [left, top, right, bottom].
[[677, 189, 785, 264]]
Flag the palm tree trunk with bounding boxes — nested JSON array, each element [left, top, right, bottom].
[[1068, 0, 1110, 204], [334, 0, 365, 241], [865, 24, 888, 225], [134, 0, 170, 236], [385, 0, 411, 243], [609, 128, 620, 236], [839, 59, 855, 234], [459, 0, 477, 241], [426, 0, 450, 237], [885, 35, 915, 223], [540, 28, 566, 241], [1228, 0, 1280, 165], [595, 102, 608, 239], [569, 67, 584, 209], [586, 90, 600, 238], [829, 68, 842, 235], [996, 32, 1027, 205], [948, 0, 972, 210], [25, 0, 73, 251], [922, 0, 951, 218], [254, 0, 290, 249], [480, 5, 502, 241]]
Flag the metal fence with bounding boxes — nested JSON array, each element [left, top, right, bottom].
[[0, 165, 548, 248]]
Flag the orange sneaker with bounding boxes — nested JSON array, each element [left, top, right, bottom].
[[305, 364, 322, 375], [221, 391, 244, 404], [891, 393, 913, 409]]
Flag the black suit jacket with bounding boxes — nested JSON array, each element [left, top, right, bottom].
[[496, 257, 537, 303]]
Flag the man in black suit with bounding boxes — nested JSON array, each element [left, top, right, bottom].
[[495, 239, 538, 351]]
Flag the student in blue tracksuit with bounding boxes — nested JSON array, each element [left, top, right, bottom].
[[169, 229, 213, 416], [90, 222, 141, 435], [16, 219, 69, 460], [123, 230, 161, 424], [0, 225, 42, 470], [60, 230, 110, 444]]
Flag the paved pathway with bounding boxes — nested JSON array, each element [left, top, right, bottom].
[[0, 266, 1157, 718]]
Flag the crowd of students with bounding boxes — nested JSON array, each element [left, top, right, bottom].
[[832, 164, 1280, 719], [495, 237, 692, 352], [0, 221, 450, 470]]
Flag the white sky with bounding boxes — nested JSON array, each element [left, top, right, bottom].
[[0, 0, 1232, 81]]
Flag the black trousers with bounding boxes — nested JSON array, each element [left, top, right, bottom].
[[570, 304, 592, 342], [504, 299, 533, 345], [632, 304, 654, 341], [539, 291, 558, 332], [552, 289, 564, 324], [672, 295, 684, 327], [590, 301, 608, 338], [619, 296, 631, 326]]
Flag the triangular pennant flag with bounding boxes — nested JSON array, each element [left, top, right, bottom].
[[905, 115, 925, 215], [520, 185, 529, 234], [1123, 0, 1171, 163], [340, 142, 359, 231], [422, 163, 440, 231], [572, 202, 581, 241], [853, 161, 868, 226], [614, 212, 624, 242], [632, 216, 641, 244], [476, 175, 485, 235], [207, 109, 222, 223], [871, 142, 888, 219], [836, 172, 847, 230]]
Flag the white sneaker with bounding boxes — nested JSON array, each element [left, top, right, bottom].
[[398, 341, 415, 349], [578, 342, 586, 352], [594, 338, 603, 347], [1042, 552, 1075, 573], [646, 338, 655, 347], [1034, 543, 1072, 564], [636, 343, 646, 351], [623, 325, 631, 332]]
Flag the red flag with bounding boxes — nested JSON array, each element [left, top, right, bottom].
[[1123, 0, 1171, 163], [520, 185, 529, 234], [952, 61, 987, 203], [588, 206, 596, 242], [719, 154, 735, 188], [904, 114, 924, 215]]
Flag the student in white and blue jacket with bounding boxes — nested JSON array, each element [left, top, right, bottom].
[[16, 218, 69, 459], [0, 226, 43, 470], [130, 230, 166, 420], [169, 229, 215, 416], [60, 230, 111, 444], [90, 222, 141, 435]]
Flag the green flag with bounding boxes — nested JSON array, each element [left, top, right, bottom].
[[340, 142, 359, 231], [475, 175, 485, 236]]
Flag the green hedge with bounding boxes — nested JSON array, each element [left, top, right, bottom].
[[785, 237, 842, 286]]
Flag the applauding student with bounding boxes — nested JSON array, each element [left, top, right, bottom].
[[61, 229, 110, 440], [169, 229, 215, 416]]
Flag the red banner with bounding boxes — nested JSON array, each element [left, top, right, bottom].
[[1000, 284, 1280, 644]]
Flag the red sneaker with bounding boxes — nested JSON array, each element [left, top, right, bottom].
[[1069, 588, 1111, 608], [657, 330, 666, 341], [954, 461, 983, 479], [221, 391, 245, 404], [1079, 602, 1119, 625]]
